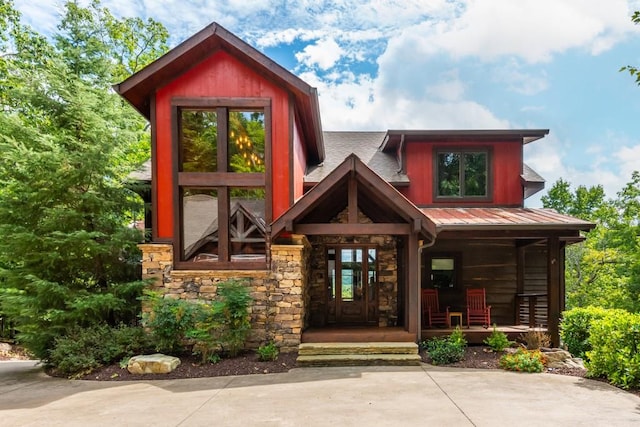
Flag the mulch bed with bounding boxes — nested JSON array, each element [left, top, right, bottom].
[[3, 342, 639, 398], [80, 351, 298, 381]]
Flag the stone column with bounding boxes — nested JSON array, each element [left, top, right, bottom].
[[270, 236, 310, 351]]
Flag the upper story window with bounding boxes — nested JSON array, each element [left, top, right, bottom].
[[435, 149, 490, 199], [174, 98, 270, 269]]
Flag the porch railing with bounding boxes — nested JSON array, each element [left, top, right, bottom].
[[515, 293, 547, 328]]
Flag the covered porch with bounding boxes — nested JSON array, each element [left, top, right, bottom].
[[419, 207, 595, 346]]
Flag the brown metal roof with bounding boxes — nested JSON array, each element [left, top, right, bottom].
[[422, 208, 595, 232]]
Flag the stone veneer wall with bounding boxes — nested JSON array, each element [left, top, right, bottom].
[[139, 237, 310, 352]]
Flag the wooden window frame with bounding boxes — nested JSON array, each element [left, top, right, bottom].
[[172, 97, 272, 270], [326, 244, 380, 325], [423, 252, 462, 290], [433, 147, 492, 202]]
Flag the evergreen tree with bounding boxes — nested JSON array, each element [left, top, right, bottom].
[[0, 0, 167, 360]]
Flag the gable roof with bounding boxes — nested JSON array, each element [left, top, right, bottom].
[[114, 22, 324, 163], [272, 154, 437, 241]]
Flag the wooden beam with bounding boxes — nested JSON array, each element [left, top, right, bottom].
[[407, 233, 419, 338], [547, 236, 561, 346], [348, 175, 358, 224], [293, 223, 412, 235]]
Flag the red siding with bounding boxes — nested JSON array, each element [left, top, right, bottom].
[[400, 140, 523, 206], [154, 50, 291, 239]]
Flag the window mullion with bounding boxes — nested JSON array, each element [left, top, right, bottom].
[[217, 107, 228, 172], [218, 185, 230, 262]]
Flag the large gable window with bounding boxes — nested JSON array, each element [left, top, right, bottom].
[[435, 149, 490, 199], [174, 98, 270, 269]]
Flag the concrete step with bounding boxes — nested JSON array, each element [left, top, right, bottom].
[[298, 342, 418, 356], [297, 353, 422, 367], [296, 342, 421, 367]]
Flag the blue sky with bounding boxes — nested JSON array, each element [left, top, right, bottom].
[[14, 0, 640, 206]]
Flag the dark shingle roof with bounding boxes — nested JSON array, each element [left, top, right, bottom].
[[304, 131, 409, 185]]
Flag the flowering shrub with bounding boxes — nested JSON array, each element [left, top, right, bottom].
[[499, 348, 546, 373]]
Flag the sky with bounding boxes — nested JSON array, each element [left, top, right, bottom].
[[13, 0, 640, 206]]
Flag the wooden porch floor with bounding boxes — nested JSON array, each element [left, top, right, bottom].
[[301, 325, 548, 345], [302, 327, 415, 343], [422, 325, 548, 344]]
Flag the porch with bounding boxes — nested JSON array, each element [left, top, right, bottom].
[[301, 324, 548, 346], [421, 324, 548, 345]]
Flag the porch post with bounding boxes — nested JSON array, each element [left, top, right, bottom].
[[547, 236, 561, 346], [407, 232, 419, 338]]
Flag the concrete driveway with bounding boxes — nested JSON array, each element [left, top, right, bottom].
[[1, 360, 639, 426]]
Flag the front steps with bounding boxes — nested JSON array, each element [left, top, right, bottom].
[[296, 342, 421, 367]]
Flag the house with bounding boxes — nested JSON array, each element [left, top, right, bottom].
[[116, 23, 594, 352]]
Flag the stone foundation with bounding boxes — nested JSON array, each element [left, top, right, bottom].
[[139, 236, 310, 352]]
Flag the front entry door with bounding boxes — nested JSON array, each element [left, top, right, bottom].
[[327, 246, 378, 325]]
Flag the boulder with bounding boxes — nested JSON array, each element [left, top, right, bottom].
[[540, 348, 585, 369], [127, 354, 181, 374]]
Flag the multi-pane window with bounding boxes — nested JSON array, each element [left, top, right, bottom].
[[175, 100, 269, 267], [436, 150, 489, 198]]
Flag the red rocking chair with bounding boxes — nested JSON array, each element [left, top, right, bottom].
[[466, 288, 491, 328], [422, 289, 450, 328]]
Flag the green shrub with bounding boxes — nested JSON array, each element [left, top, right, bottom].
[[142, 292, 205, 354], [449, 326, 467, 348], [586, 310, 640, 389], [49, 324, 151, 378], [426, 328, 467, 365], [187, 280, 252, 362], [257, 342, 279, 361], [483, 324, 513, 351], [499, 348, 545, 373], [560, 306, 624, 359]]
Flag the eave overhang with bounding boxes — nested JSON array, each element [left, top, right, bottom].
[[380, 129, 550, 152]]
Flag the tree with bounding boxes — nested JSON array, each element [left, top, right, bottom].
[[621, 11, 640, 85], [0, 0, 168, 360], [543, 175, 640, 312]]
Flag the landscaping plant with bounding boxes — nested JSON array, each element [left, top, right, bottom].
[[586, 310, 640, 389], [499, 348, 546, 373], [560, 306, 625, 359], [518, 330, 551, 350], [48, 324, 152, 378], [143, 292, 204, 354], [257, 342, 279, 362], [426, 327, 467, 365], [187, 280, 252, 362], [483, 324, 513, 351]]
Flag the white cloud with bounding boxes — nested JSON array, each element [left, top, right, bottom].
[[295, 37, 345, 70], [614, 145, 640, 183]]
